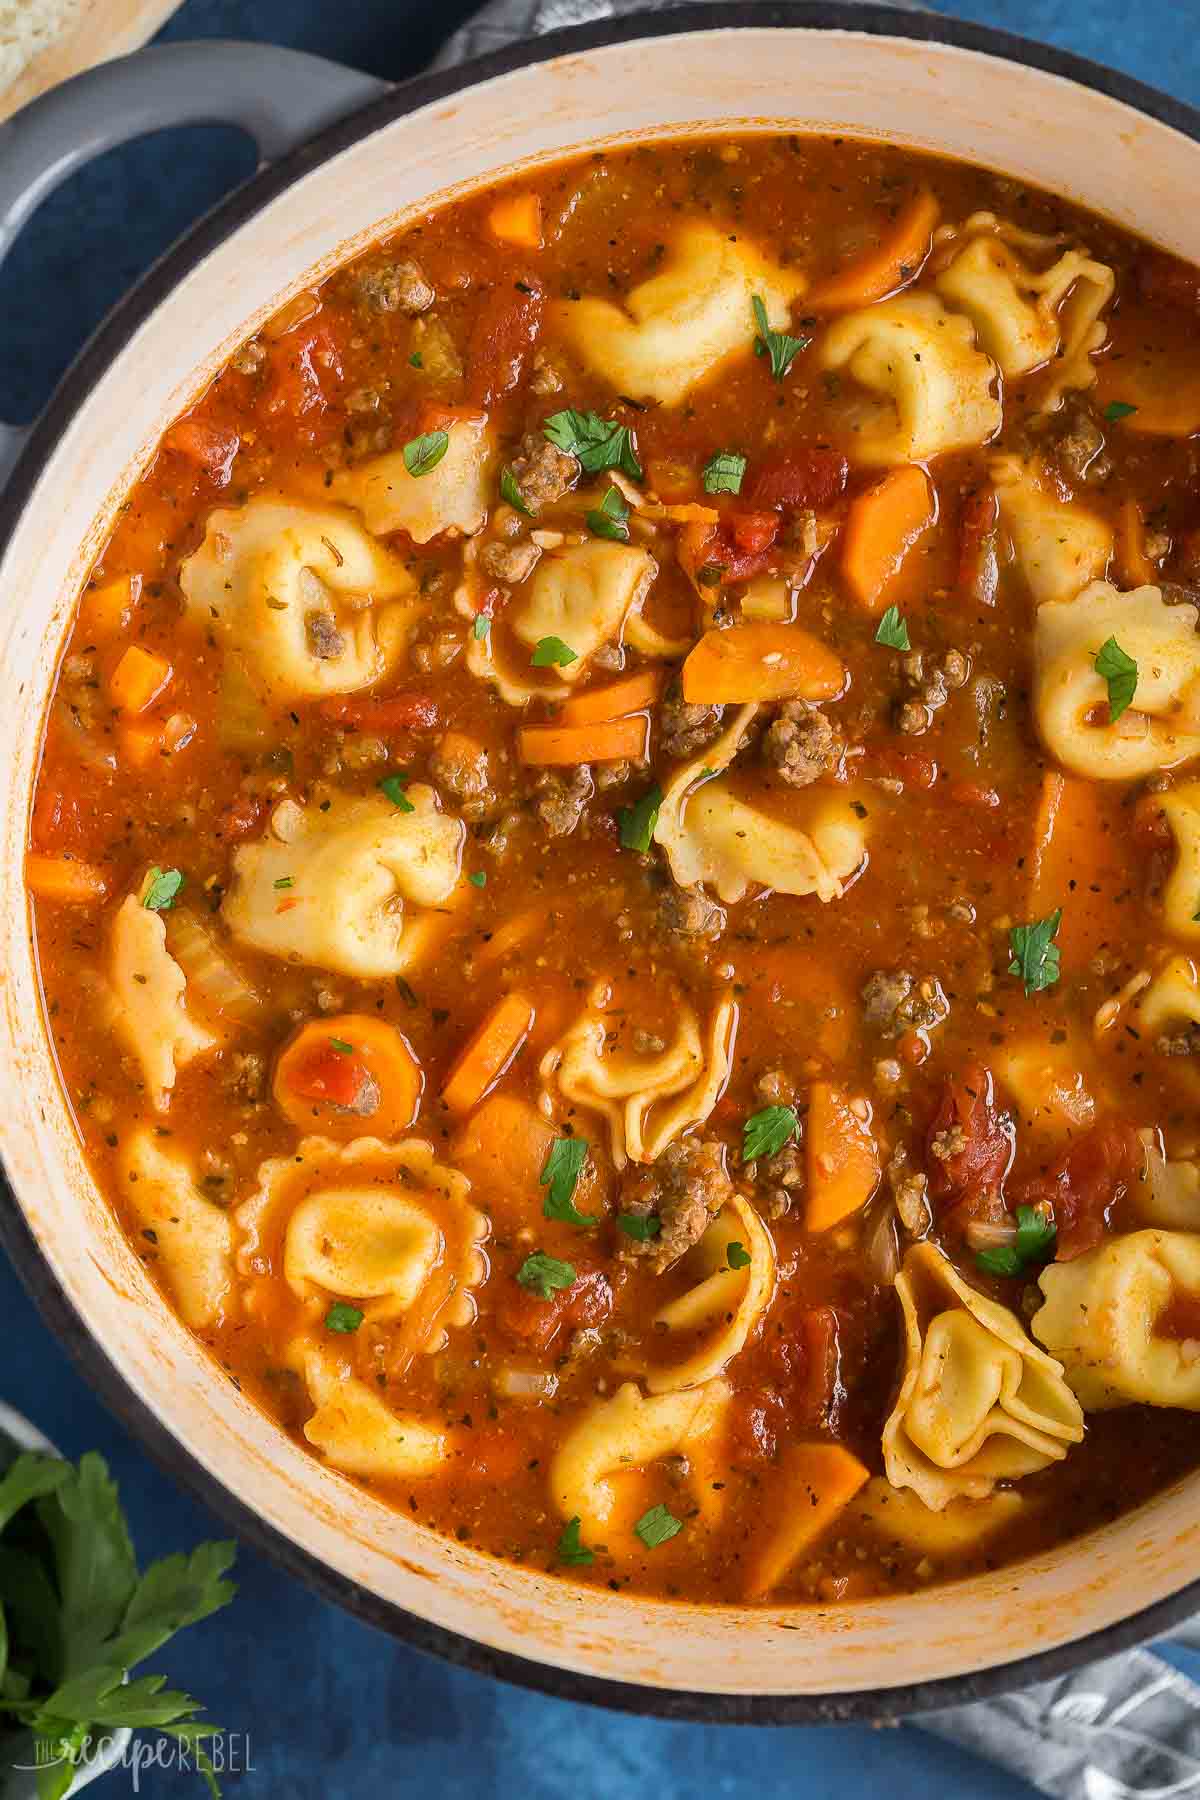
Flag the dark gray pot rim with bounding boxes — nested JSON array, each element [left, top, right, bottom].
[[4, 0, 1200, 1725]]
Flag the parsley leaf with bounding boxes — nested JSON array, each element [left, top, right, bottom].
[[974, 1244, 1022, 1278], [875, 605, 911, 651], [586, 484, 631, 542], [472, 613, 491, 640], [976, 1204, 1057, 1278], [324, 1301, 364, 1332], [402, 430, 449, 477], [328, 1037, 354, 1054], [726, 1241, 752, 1270], [500, 466, 532, 515], [531, 636, 578, 668], [468, 870, 487, 888], [543, 410, 642, 481], [1007, 908, 1063, 995], [516, 1251, 577, 1299], [702, 450, 747, 495], [1104, 400, 1138, 422], [634, 1503, 683, 1549], [1094, 636, 1138, 723], [743, 1104, 800, 1163], [556, 1516, 595, 1567], [540, 1136, 597, 1227], [379, 771, 415, 813], [751, 293, 808, 382], [618, 782, 663, 853], [409, 351, 423, 369], [273, 875, 294, 890], [617, 1212, 662, 1241], [142, 867, 184, 912]]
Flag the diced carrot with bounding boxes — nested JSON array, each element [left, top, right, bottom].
[[1115, 496, 1157, 589], [274, 1012, 422, 1139], [78, 573, 140, 640], [163, 418, 240, 484], [110, 644, 172, 715], [487, 192, 543, 251], [558, 669, 663, 726], [808, 188, 940, 311], [318, 693, 440, 732], [681, 624, 844, 705], [452, 1093, 557, 1231], [25, 854, 110, 904], [517, 716, 649, 766], [805, 1082, 880, 1232], [647, 459, 700, 503], [1028, 770, 1128, 974], [119, 722, 165, 767], [841, 466, 936, 614], [442, 992, 536, 1116], [745, 1442, 870, 1598]]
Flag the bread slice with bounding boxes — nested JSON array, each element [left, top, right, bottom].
[[0, 1, 85, 94], [0, 1, 182, 121]]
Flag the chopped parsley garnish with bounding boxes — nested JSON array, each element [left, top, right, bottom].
[[743, 1104, 800, 1163], [1104, 400, 1138, 422], [726, 1241, 752, 1270], [531, 635, 578, 668], [540, 1136, 597, 1227], [618, 782, 663, 853], [751, 293, 808, 382], [875, 605, 911, 651], [702, 450, 747, 495], [1094, 635, 1138, 723], [618, 1212, 662, 1241], [379, 771, 415, 813], [468, 869, 487, 888], [586, 484, 631, 543], [500, 466, 532, 515], [273, 875, 295, 890], [142, 866, 184, 911], [557, 1516, 595, 1567], [402, 430, 449, 477], [329, 1037, 354, 1054], [409, 351, 423, 368], [634, 1503, 683, 1549], [325, 1301, 364, 1332], [696, 564, 725, 589], [1008, 908, 1063, 996], [516, 1251, 577, 1299], [543, 409, 643, 481], [975, 1205, 1057, 1279], [472, 613, 491, 640]]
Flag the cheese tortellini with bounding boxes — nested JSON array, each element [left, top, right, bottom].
[[1034, 583, 1200, 780], [540, 990, 737, 1170], [550, 1379, 730, 1548], [237, 1136, 488, 1353], [1033, 1230, 1200, 1410], [222, 787, 464, 979], [818, 292, 1001, 465], [649, 1194, 776, 1392], [883, 1242, 1084, 1509], [654, 705, 867, 903], [121, 1130, 234, 1331], [300, 1349, 448, 1479], [1161, 780, 1200, 943], [1135, 1132, 1200, 1230], [848, 1477, 1027, 1556], [551, 222, 805, 407], [331, 414, 493, 542], [109, 894, 218, 1111], [1132, 953, 1200, 1052], [991, 456, 1112, 605], [179, 496, 419, 703]]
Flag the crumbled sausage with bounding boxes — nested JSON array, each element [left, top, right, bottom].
[[529, 347, 565, 395], [305, 611, 346, 661], [619, 1137, 734, 1272], [900, 648, 970, 727], [755, 1068, 795, 1105], [479, 539, 541, 584], [658, 881, 726, 940], [861, 969, 949, 1036], [224, 1052, 266, 1103], [659, 685, 725, 761], [886, 1145, 930, 1235], [762, 700, 843, 786], [1158, 1025, 1200, 1057], [930, 1123, 968, 1161], [410, 622, 463, 674], [355, 257, 435, 316], [1049, 406, 1110, 484], [508, 434, 577, 513], [533, 765, 592, 836], [430, 734, 497, 823], [595, 759, 635, 791]]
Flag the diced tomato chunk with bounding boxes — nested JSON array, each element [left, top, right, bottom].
[[728, 1388, 787, 1461], [947, 780, 1001, 810], [958, 488, 1000, 606], [864, 746, 939, 790], [319, 693, 440, 732], [163, 417, 240, 485], [215, 792, 267, 843], [465, 280, 544, 406], [262, 323, 344, 437], [287, 1044, 373, 1109], [1011, 1120, 1141, 1261], [457, 1426, 528, 1483], [495, 1266, 612, 1352], [746, 448, 849, 511], [679, 512, 780, 587], [763, 1302, 842, 1432], [926, 1063, 1014, 1229]]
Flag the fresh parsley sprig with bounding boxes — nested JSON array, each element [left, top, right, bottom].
[[702, 450, 747, 495], [586, 485, 631, 543], [402, 430, 449, 477], [515, 1252, 576, 1299], [1007, 908, 1063, 996], [540, 1137, 597, 1227], [875, 606, 910, 651], [751, 294, 808, 382], [743, 1104, 800, 1163], [975, 1204, 1057, 1278], [543, 410, 642, 481], [1094, 636, 1138, 723], [618, 783, 663, 853]]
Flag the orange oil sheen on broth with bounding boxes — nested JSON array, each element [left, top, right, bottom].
[[26, 132, 1200, 1606]]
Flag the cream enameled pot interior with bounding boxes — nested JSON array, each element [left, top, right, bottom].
[[4, 23, 1200, 1700]]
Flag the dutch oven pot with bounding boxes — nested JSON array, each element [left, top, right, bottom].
[[3, 4, 1200, 1722]]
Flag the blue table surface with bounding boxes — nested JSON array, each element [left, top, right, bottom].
[[4, 1, 1200, 1793]]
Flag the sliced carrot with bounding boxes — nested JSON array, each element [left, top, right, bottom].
[[487, 193, 543, 250], [442, 992, 536, 1116], [517, 716, 648, 766], [274, 1012, 422, 1139], [25, 854, 110, 904], [119, 722, 164, 768], [746, 1443, 870, 1598], [319, 693, 440, 732], [110, 645, 172, 715], [681, 623, 844, 705], [841, 465, 936, 615], [1028, 770, 1128, 974], [805, 1082, 880, 1232], [808, 188, 940, 312], [558, 669, 663, 726], [1115, 496, 1157, 589]]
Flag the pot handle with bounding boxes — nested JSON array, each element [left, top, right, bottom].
[[0, 39, 389, 485]]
